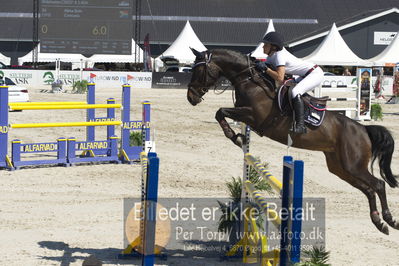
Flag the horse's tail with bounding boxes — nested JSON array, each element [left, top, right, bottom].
[[365, 125, 398, 188]]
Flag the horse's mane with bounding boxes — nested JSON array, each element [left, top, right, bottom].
[[210, 49, 250, 66], [210, 48, 275, 89]]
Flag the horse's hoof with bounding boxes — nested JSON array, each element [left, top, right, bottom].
[[380, 223, 389, 235], [393, 220, 399, 230], [382, 212, 399, 230], [232, 134, 246, 148]]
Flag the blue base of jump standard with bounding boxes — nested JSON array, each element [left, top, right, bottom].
[[120, 84, 152, 163], [0, 86, 12, 169], [118, 152, 167, 265], [11, 138, 69, 170], [280, 156, 304, 265], [67, 136, 120, 165]]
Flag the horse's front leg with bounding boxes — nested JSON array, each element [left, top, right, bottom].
[[215, 106, 255, 148]]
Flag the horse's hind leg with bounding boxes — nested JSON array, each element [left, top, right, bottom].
[[215, 107, 255, 147], [336, 149, 399, 231], [351, 172, 399, 231], [324, 152, 390, 234], [373, 177, 399, 230]]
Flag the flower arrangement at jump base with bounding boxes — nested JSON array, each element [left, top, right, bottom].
[[72, 80, 89, 94], [370, 103, 383, 121], [218, 159, 331, 265]]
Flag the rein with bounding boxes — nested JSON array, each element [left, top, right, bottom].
[[227, 56, 276, 100]]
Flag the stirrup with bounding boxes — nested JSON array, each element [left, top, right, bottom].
[[290, 123, 307, 134], [294, 126, 307, 134]]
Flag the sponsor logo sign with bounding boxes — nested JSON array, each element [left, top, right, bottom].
[[374, 32, 397, 45]]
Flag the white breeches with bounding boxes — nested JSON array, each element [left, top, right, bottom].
[[292, 67, 324, 98]]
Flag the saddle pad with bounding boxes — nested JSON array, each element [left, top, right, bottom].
[[304, 103, 326, 127], [278, 85, 326, 127]]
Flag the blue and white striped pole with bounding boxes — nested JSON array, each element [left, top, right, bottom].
[[142, 152, 159, 266]]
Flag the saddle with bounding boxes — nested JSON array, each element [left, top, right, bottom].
[[277, 84, 329, 127]]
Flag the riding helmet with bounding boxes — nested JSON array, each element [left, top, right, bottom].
[[262, 32, 284, 51]]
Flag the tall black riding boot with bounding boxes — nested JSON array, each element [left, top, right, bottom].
[[292, 94, 307, 134]]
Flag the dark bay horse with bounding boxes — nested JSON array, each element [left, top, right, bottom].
[[187, 48, 399, 235]]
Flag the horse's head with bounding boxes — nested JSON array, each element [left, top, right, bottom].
[[187, 48, 220, 105]]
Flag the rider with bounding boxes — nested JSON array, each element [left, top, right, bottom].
[[255, 32, 324, 134]]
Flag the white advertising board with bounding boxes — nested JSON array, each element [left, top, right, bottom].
[[0, 70, 152, 90], [374, 32, 397, 45]]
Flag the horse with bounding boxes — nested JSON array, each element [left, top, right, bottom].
[[186, 48, 399, 235]]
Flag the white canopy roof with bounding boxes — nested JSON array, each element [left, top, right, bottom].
[[302, 23, 369, 66], [156, 21, 207, 64], [251, 20, 275, 59], [87, 39, 144, 63], [18, 46, 87, 64], [368, 31, 399, 66], [0, 53, 10, 65]]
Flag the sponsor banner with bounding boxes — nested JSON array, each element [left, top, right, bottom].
[[0, 70, 152, 89], [21, 142, 58, 153], [76, 141, 109, 151], [152, 72, 192, 89], [374, 32, 397, 45], [0, 126, 9, 134], [43, 71, 81, 86], [123, 120, 150, 130], [84, 72, 152, 89], [0, 70, 37, 87]]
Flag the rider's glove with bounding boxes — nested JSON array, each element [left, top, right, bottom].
[[255, 61, 268, 72]]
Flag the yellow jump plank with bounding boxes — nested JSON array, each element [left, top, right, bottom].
[[9, 101, 86, 106], [244, 153, 283, 193], [11, 121, 122, 128], [244, 181, 282, 228], [10, 104, 121, 110]]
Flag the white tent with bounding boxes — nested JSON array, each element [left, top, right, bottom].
[[0, 53, 10, 65], [87, 39, 144, 63], [18, 47, 86, 64], [156, 21, 207, 64], [302, 23, 369, 66], [368, 31, 399, 66], [251, 20, 275, 59]]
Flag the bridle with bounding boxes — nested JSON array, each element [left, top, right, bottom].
[[188, 51, 219, 100]]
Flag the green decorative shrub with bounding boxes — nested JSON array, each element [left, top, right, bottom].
[[295, 246, 330, 266], [129, 131, 143, 146], [72, 80, 89, 94], [370, 103, 383, 121], [218, 159, 273, 234]]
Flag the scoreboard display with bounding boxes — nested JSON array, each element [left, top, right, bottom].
[[39, 0, 133, 54]]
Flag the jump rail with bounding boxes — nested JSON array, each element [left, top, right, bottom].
[[225, 124, 304, 266], [10, 121, 122, 128], [9, 104, 122, 110], [9, 101, 86, 106], [244, 153, 282, 193], [245, 152, 304, 265]]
